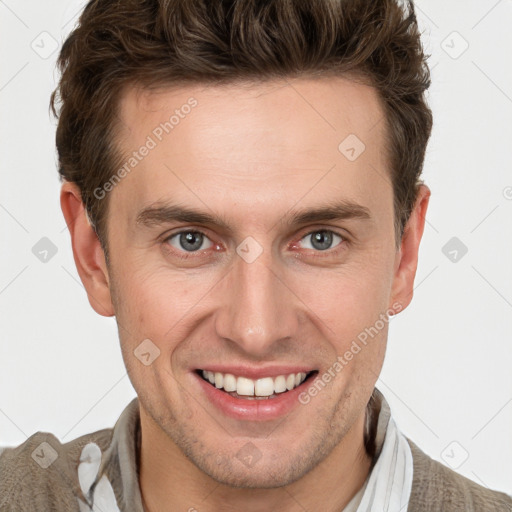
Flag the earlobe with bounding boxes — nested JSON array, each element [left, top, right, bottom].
[[60, 181, 115, 317], [389, 184, 431, 313]]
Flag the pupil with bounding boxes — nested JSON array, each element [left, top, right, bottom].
[[312, 231, 332, 251], [180, 232, 203, 251]]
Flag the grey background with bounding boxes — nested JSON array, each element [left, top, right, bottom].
[[1, 0, 511, 495]]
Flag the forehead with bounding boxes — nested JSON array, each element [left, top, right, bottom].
[[112, 77, 390, 226], [117, 76, 386, 153]]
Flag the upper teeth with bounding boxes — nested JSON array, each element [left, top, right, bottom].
[[201, 370, 308, 397]]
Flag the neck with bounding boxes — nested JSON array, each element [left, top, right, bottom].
[[139, 408, 372, 512]]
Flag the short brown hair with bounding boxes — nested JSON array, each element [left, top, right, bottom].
[[51, 0, 432, 255]]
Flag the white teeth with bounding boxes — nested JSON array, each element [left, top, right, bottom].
[[200, 370, 310, 397], [237, 376, 255, 396], [223, 373, 237, 392], [255, 377, 274, 397], [274, 375, 287, 393]]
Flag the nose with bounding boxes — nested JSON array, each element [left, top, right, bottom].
[[214, 246, 300, 358]]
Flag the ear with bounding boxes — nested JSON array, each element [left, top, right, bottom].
[[389, 184, 430, 313], [60, 181, 114, 317]]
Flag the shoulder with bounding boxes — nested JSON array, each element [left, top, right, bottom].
[[0, 427, 113, 511], [406, 437, 512, 511]]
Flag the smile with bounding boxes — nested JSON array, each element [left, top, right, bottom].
[[197, 368, 317, 399]]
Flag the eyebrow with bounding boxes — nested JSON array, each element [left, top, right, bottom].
[[135, 200, 371, 231]]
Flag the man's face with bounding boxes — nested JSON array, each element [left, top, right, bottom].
[[102, 77, 405, 487]]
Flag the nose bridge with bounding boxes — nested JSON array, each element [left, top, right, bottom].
[[215, 243, 298, 355]]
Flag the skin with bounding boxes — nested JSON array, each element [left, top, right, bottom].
[[61, 77, 429, 512]]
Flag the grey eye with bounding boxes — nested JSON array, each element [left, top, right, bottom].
[[300, 230, 342, 251], [168, 231, 213, 252]]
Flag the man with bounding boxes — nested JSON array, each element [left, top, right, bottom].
[[0, 0, 510, 510]]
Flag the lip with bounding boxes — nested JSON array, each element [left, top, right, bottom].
[[192, 369, 317, 421]]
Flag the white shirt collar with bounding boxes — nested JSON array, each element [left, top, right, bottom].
[[343, 387, 414, 512]]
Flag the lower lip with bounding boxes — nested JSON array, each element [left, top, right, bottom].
[[193, 371, 315, 421]]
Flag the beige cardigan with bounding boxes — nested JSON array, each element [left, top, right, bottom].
[[1, 397, 511, 511]]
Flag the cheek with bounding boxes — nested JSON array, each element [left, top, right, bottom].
[[300, 258, 393, 331], [112, 264, 215, 342], [294, 257, 393, 383]]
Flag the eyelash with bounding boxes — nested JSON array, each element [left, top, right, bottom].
[[162, 228, 348, 261]]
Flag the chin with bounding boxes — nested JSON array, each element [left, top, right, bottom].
[[200, 461, 306, 489], [182, 438, 331, 490]]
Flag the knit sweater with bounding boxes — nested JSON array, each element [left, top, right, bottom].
[[1, 391, 510, 511]]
